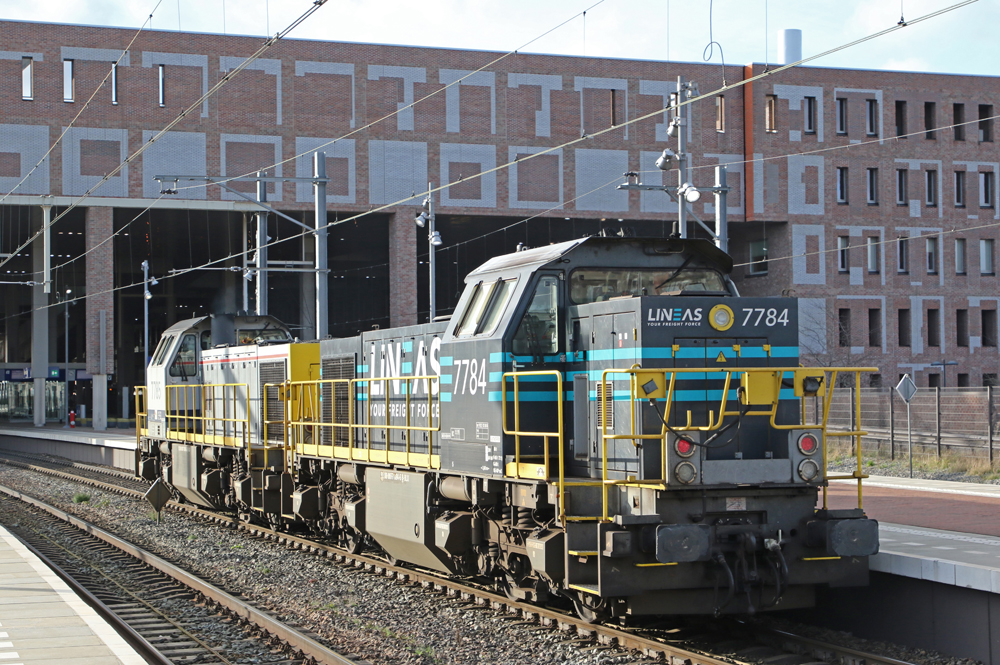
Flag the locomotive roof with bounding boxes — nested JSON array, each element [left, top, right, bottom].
[[466, 236, 732, 280]]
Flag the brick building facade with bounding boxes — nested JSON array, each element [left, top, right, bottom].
[[0, 19, 995, 426]]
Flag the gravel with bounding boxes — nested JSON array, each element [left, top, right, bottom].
[[0, 465, 637, 665], [0, 463, 979, 665]]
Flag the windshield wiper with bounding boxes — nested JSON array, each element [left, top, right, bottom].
[[654, 255, 696, 290]]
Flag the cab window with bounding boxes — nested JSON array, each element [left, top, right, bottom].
[[456, 282, 494, 336], [169, 334, 198, 377], [236, 328, 289, 344], [569, 267, 727, 304], [201, 331, 212, 350], [151, 335, 174, 366], [478, 279, 517, 335], [512, 275, 559, 356]]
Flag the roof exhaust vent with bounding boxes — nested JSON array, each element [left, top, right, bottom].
[[778, 29, 802, 65]]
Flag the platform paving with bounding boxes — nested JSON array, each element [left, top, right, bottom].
[[0, 525, 145, 665]]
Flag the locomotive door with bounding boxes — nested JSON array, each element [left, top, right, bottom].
[[673, 338, 707, 428], [593, 312, 639, 479]]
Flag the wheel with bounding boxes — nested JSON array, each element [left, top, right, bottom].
[[344, 528, 364, 555], [572, 592, 609, 624]]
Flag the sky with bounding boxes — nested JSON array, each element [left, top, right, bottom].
[[0, 0, 994, 77]]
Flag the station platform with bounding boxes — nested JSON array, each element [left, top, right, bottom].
[[0, 424, 136, 471], [0, 523, 145, 664]]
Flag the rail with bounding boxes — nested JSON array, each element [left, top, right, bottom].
[[264, 375, 442, 471], [502, 365, 876, 524], [164, 383, 250, 448]]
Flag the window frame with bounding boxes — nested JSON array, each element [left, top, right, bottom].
[[897, 236, 910, 274], [158, 64, 165, 107], [954, 102, 966, 141], [765, 94, 777, 133], [836, 167, 849, 204], [981, 238, 995, 275], [804, 96, 817, 134], [926, 236, 938, 275], [927, 308, 941, 348], [955, 170, 966, 207], [21, 56, 33, 101], [981, 171, 995, 208], [980, 104, 994, 142], [866, 167, 878, 204], [866, 236, 880, 273], [866, 99, 878, 136], [715, 95, 725, 133], [895, 99, 907, 137], [168, 333, 199, 378], [62, 59, 74, 103], [748, 240, 768, 275], [836, 97, 848, 135], [955, 237, 967, 275], [898, 308, 912, 347], [924, 101, 936, 140], [925, 169, 938, 206], [837, 236, 850, 272], [896, 168, 908, 205], [111, 61, 118, 105]]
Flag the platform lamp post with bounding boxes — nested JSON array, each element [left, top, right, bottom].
[[60, 288, 71, 428], [930, 360, 958, 388], [415, 182, 442, 322], [141, 261, 159, 380]]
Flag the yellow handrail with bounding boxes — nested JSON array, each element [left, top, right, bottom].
[[134, 386, 146, 446], [501, 365, 876, 525], [165, 383, 250, 449]]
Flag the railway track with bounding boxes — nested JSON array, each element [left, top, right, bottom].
[[0, 484, 359, 665], [0, 450, 917, 665]]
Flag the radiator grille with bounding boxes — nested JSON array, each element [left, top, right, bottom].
[[260, 360, 287, 444], [321, 356, 355, 446], [596, 381, 613, 430]]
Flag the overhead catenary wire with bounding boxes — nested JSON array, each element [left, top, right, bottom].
[[0, 0, 981, 327], [0, 0, 329, 275], [0, 0, 165, 211]]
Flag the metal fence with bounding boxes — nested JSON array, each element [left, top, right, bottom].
[[805, 386, 1000, 462]]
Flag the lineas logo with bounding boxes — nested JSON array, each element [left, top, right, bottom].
[[646, 307, 703, 327]]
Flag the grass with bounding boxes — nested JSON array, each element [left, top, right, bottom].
[[187, 533, 198, 541], [230, 543, 244, 550], [71, 493, 90, 504], [827, 440, 1000, 482]]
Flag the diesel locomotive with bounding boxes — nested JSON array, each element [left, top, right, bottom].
[[136, 235, 879, 620]]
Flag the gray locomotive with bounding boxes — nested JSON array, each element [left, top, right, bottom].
[[137, 235, 879, 620]]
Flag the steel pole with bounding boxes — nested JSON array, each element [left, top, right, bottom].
[[715, 166, 728, 253], [242, 213, 249, 314], [428, 181, 436, 321], [907, 401, 913, 478], [64, 297, 69, 427], [142, 261, 149, 371], [41, 205, 52, 294], [255, 173, 268, 316], [314, 152, 328, 340], [676, 77, 687, 239]]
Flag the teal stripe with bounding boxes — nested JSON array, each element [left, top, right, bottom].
[[439, 374, 453, 385], [770, 347, 799, 357], [489, 352, 504, 363], [401, 362, 412, 373], [402, 341, 413, 352], [489, 371, 502, 382], [440, 356, 454, 367], [741, 348, 767, 358], [440, 392, 452, 402], [356, 364, 369, 373], [639, 348, 674, 359]]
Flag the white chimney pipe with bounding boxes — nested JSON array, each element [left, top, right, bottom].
[[778, 29, 802, 65]]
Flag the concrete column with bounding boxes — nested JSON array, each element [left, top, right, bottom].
[[301, 234, 316, 339], [85, 206, 114, 431], [31, 207, 48, 426], [388, 211, 418, 327]]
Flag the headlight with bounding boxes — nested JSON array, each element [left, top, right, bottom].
[[675, 462, 698, 484], [797, 432, 820, 455], [674, 436, 697, 458], [798, 458, 820, 482], [708, 304, 734, 331]]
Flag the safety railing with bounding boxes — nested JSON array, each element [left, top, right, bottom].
[[165, 383, 250, 448], [263, 375, 442, 471], [502, 365, 876, 525], [135, 386, 147, 445]]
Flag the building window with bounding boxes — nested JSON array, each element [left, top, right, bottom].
[[898, 308, 911, 347], [895, 100, 907, 137], [958, 373, 970, 388], [21, 56, 32, 100], [62, 59, 74, 102], [983, 310, 998, 347], [111, 62, 118, 105], [836, 167, 849, 203], [956, 238, 967, 275], [955, 170, 966, 207], [868, 308, 882, 347], [927, 308, 941, 347], [748, 240, 768, 275], [804, 96, 817, 134], [980, 104, 994, 142], [867, 236, 879, 273], [929, 374, 942, 389], [715, 95, 725, 133], [866, 99, 878, 136], [866, 168, 878, 204], [837, 236, 850, 272], [836, 98, 848, 135], [957, 308, 969, 347], [925, 169, 937, 206], [896, 168, 908, 204], [765, 94, 777, 133], [838, 309, 852, 347], [924, 101, 936, 139], [897, 236, 909, 273], [158, 64, 165, 107], [985, 373, 999, 387], [870, 374, 883, 388], [954, 103, 966, 141], [981, 172, 995, 208], [926, 236, 938, 274], [981, 238, 995, 275]]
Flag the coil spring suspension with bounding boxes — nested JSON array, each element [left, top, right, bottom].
[[516, 507, 534, 528]]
